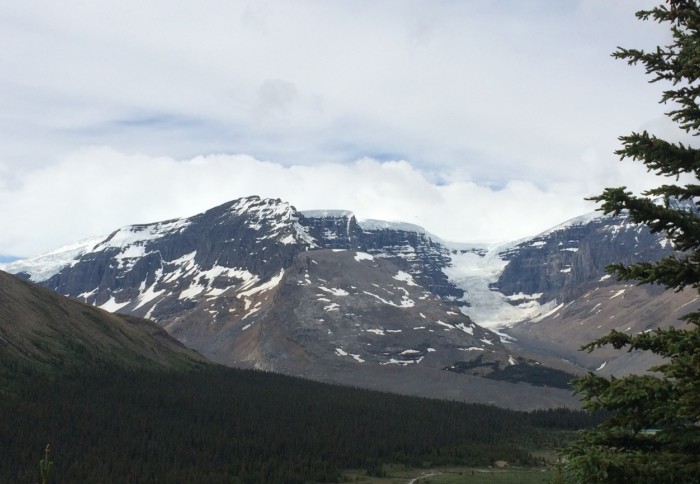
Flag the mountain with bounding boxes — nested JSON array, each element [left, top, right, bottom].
[[2, 196, 583, 408], [447, 203, 700, 375], [7, 195, 694, 406], [0, 269, 206, 374]]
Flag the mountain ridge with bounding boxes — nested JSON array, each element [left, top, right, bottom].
[[3, 194, 695, 406]]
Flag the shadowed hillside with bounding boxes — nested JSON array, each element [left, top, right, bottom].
[[0, 269, 206, 374]]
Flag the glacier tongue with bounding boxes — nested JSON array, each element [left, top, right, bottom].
[[443, 246, 555, 330]]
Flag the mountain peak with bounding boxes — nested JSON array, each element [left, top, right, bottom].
[[3, 193, 688, 406]]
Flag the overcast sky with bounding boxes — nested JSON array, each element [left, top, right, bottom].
[[0, 0, 685, 258]]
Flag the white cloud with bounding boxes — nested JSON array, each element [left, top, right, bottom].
[[0, 1, 682, 256], [0, 147, 660, 257], [0, 1, 672, 170]]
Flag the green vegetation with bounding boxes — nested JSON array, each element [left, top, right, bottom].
[[342, 466, 554, 483], [0, 270, 206, 375], [39, 444, 54, 484], [0, 361, 595, 483], [444, 356, 577, 389], [565, 1, 700, 482], [421, 469, 552, 484]]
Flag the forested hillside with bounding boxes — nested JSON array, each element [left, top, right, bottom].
[[0, 266, 596, 482], [1, 363, 594, 483]]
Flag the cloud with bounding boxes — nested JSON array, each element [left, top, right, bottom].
[[0, 1, 679, 257], [0, 146, 661, 257], [0, 1, 673, 174], [253, 79, 299, 118]]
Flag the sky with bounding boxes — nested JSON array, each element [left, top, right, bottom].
[[0, 0, 687, 258]]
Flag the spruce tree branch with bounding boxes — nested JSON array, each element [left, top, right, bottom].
[[614, 131, 700, 177], [587, 187, 700, 253], [608, 255, 700, 292]]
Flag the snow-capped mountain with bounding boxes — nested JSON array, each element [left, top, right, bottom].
[[447, 210, 672, 329], [445, 205, 699, 375], [4, 195, 693, 405]]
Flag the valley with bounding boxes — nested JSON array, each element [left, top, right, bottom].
[[1, 194, 689, 482], [0, 269, 595, 482]]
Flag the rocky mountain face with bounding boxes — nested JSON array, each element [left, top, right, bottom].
[[451, 203, 700, 376], [301, 210, 462, 298], [208, 248, 497, 370], [4, 195, 696, 407], [494, 212, 669, 304]]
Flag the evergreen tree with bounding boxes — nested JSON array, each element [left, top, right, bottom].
[[565, 1, 700, 482]]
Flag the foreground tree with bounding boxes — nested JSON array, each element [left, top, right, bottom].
[[564, 2, 700, 482]]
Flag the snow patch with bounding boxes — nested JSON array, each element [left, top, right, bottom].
[[530, 302, 564, 323], [393, 270, 418, 286], [454, 323, 473, 335], [609, 289, 626, 299], [134, 271, 166, 309], [381, 356, 424, 366], [318, 286, 349, 296], [279, 234, 296, 245], [589, 303, 602, 313], [362, 290, 415, 308], [77, 287, 99, 300], [241, 301, 263, 320], [334, 347, 367, 363], [506, 292, 543, 302], [179, 283, 205, 300], [237, 269, 284, 298], [358, 219, 430, 235], [301, 209, 354, 218], [354, 251, 374, 262], [144, 303, 158, 320], [99, 296, 129, 313]]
